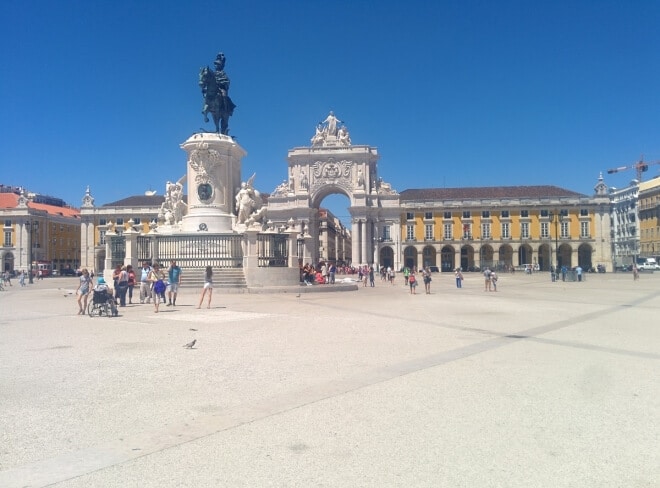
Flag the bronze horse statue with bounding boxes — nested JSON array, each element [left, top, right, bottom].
[[199, 65, 235, 135]]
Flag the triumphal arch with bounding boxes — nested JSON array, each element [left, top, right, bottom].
[[266, 113, 401, 267]]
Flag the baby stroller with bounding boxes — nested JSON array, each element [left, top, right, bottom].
[[88, 288, 118, 317]]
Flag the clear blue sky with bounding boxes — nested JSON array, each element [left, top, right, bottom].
[[2, 0, 660, 222]]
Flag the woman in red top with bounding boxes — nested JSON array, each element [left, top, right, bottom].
[[126, 265, 136, 304]]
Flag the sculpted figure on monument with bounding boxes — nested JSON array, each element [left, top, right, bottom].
[[338, 126, 351, 146], [311, 124, 325, 146], [199, 52, 236, 135], [319, 111, 342, 137], [159, 181, 187, 225], [235, 174, 265, 225]]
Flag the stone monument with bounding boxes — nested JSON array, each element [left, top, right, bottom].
[[179, 52, 248, 233], [179, 132, 246, 233]]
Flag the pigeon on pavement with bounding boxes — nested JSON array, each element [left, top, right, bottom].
[[183, 339, 197, 349]]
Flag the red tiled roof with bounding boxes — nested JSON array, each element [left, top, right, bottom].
[[0, 193, 19, 208], [0, 193, 80, 218], [400, 185, 586, 201], [30, 202, 80, 218]]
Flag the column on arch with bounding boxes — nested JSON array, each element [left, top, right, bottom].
[[351, 219, 361, 265]]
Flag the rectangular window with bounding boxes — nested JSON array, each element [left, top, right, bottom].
[[541, 222, 549, 238], [99, 218, 107, 226], [99, 230, 106, 245], [382, 225, 391, 241], [521, 222, 530, 239], [481, 223, 491, 239], [462, 211, 471, 219], [560, 221, 569, 238], [580, 209, 588, 216], [424, 212, 433, 220], [520, 210, 529, 218], [501, 210, 510, 218], [116, 218, 124, 225], [60, 225, 64, 232], [540, 209, 549, 218], [443, 211, 452, 219], [462, 223, 472, 239], [406, 224, 415, 240], [425, 224, 434, 240], [501, 222, 510, 238], [4, 220, 11, 228], [482, 210, 490, 218], [133, 217, 141, 225], [4, 231, 11, 246], [581, 221, 589, 237], [560, 209, 568, 217], [443, 223, 453, 239]]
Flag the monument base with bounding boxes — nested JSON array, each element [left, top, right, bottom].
[[180, 206, 235, 233], [180, 132, 247, 234]]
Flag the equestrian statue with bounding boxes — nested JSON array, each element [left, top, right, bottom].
[[199, 52, 236, 135]]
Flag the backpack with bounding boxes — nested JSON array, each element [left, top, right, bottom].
[[153, 279, 166, 294]]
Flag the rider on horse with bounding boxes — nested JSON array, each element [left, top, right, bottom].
[[199, 52, 236, 135]]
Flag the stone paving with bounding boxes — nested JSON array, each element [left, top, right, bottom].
[[0, 272, 658, 487]]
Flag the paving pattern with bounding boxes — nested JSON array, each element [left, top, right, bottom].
[[0, 273, 658, 487]]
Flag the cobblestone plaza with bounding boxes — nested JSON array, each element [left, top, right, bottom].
[[1, 273, 658, 487]]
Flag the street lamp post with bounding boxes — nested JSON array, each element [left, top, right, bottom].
[[549, 211, 564, 280], [26, 220, 38, 284]]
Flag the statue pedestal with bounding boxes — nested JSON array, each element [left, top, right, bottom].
[[180, 132, 246, 233]]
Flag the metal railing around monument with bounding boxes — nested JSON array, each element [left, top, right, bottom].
[[156, 235, 243, 268], [118, 233, 290, 269], [257, 233, 289, 267]]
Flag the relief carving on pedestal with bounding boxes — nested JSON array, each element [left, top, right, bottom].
[[188, 141, 225, 203]]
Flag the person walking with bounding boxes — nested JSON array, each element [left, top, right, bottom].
[[408, 272, 417, 294], [197, 266, 213, 309], [455, 268, 463, 288], [76, 268, 92, 315], [369, 266, 375, 287], [148, 263, 165, 313], [115, 265, 129, 307], [422, 266, 432, 294], [139, 261, 151, 304], [483, 267, 492, 291], [167, 260, 182, 306], [329, 263, 336, 284], [491, 270, 498, 291]]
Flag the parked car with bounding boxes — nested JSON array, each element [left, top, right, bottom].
[[638, 258, 659, 271]]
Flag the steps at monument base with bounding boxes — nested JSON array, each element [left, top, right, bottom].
[[179, 267, 247, 289]]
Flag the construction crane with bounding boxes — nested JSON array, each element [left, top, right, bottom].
[[607, 156, 660, 182]]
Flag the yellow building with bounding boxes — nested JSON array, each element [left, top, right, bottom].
[[638, 176, 660, 258], [0, 188, 81, 275], [395, 185, 611, 272]]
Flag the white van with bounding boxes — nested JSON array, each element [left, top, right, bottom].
[[639, 258, 660, 271]]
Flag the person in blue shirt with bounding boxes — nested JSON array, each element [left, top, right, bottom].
[[167, 260, 182, 306]]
